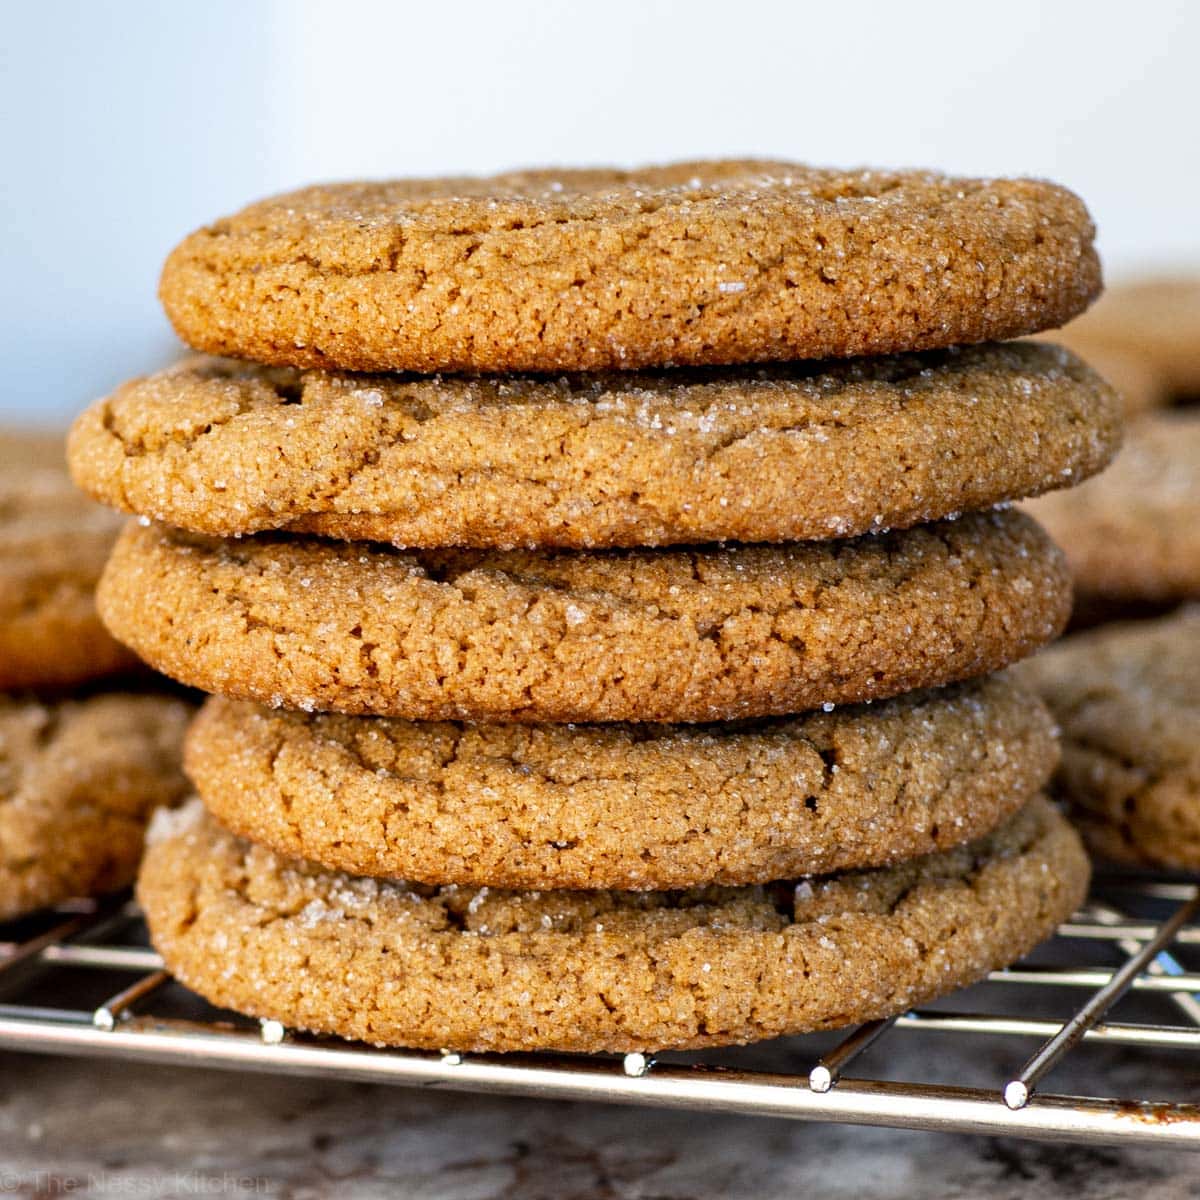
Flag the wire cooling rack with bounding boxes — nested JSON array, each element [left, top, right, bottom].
[[1, 875, 1198, 1149]]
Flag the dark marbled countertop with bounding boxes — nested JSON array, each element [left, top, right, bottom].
[[1, 1031, 1196, 1199]]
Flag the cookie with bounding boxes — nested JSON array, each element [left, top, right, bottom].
[[1017, 609, 1200, 867], [98, 510, 1070, 723], [1034, 335, 1167, 415], [69, 344, 1121, 550], [1025, 412, 1200, 604], [159, 161, 1100, 374], [188, 675, 1057, 890], [0, 692, 192, 921], [1, 432, 140, 690], [138, 796, 1086, 1053], [1051, 276, 1200, 398]]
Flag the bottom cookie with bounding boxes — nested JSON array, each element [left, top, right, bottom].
[[138, 797, 1087, 1053], [0, 692, 192, 921], [1017, 608, 1200, 867]]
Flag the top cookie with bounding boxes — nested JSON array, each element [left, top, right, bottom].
[[68, 343, 1120, 549], [0, 432, 139, 690], [160, 161, 1101, 374]]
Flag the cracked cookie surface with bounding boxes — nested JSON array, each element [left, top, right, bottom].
[[0, 432, 139, 689], [0, 692, 192, 920], [160, 160, 1101, 374], [138, 797, 1087, 1052], [189, 675, 1058, 889], [1017, 608, 1200, 867], [98, 510, 1070, 723], [69, 343, 1120, 549]]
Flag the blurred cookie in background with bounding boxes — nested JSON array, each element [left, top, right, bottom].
[[1, 430, 140, 690], [1044, 275, 1200, 410], [0, 691, 192, 920], [1025, 411, 1200, 621], [1035, 336, 1169, 415], [2, 428, 193, 921], [1017, 608, 1200, 868]]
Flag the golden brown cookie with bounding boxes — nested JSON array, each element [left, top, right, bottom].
[[188, 675, 1057, 890], [98, 511, 1070, 723], [0, 692, 192, 921], [159, 161, 1101, 374], [1, 432, 140, 690], [1051, 276, 1200, 399], [1017, 609, 1200, 867], [69, 344, 1121, 550], [138, 797, 1087, 1053], [1025, 412, 1200, 605]]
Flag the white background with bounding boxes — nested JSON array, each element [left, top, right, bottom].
[[3, 0, 1198, 424]]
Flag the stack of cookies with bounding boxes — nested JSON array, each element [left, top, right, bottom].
[[0, 433, 190, 923], [68, 162, 1121, 1053]]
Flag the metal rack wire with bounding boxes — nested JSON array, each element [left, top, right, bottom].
[[1, 874, 1198, 1149]]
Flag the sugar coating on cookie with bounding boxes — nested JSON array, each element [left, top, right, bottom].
[[98, 510, 1071, 723], [137, 797, 1087, 1053], [69, 343, 1121, 549], [0, 692, 192, 920], [160, 161, 1101, 374], [1025, 412, 1200, 604], [0, 432, 139, 689], [188, 676, 1058, 889], [1017, 608, 1200, 867]]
